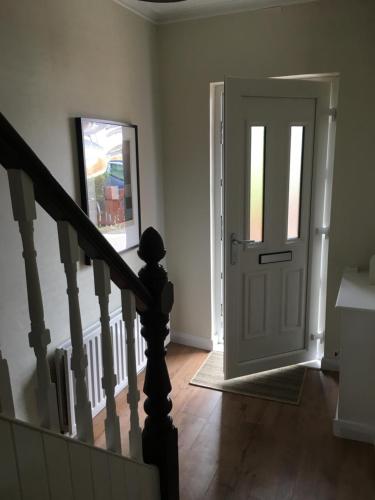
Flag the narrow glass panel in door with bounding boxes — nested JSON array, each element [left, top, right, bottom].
[[287, 126, 305, 240], [249, 126, 265, 243]]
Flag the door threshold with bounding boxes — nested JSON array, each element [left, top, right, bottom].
[[212, 340, 224, 352], [299, 359, 321, 370]]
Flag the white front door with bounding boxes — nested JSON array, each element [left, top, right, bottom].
[[224, 77, 330, 379]]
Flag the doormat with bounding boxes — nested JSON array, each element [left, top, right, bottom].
[[190, 351, 306, 405]]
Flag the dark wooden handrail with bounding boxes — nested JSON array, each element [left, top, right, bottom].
[[0, 113, 152, 309]]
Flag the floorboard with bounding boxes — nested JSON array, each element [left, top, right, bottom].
[[94, 343, 375, 500]]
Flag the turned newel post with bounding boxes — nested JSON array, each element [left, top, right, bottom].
[[138, 227, 179, 500]]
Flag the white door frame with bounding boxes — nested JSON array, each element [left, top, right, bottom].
[[210, 74, 339, 362], [210, 82, 224, 347]]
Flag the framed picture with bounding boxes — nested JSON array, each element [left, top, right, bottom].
[[76, 118, 141, 256]]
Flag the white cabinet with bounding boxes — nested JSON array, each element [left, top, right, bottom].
[[334, 271, 375, 444]]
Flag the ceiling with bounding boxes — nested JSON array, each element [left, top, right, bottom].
[[116, 0, 317, 24]]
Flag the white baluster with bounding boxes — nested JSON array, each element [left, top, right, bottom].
[[57, 221, 93, 444], [0, 350, 15, 418], [121, 289, 143, 461], [93, 259, 121, 453], [7, 169, 59, 430]]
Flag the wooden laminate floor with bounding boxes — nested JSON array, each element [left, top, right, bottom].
[[93, 343, 375, 500]]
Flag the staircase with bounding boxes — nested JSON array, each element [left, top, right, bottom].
[[0, 113, 179, 500]]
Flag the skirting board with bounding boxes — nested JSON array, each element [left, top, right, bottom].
[[170, 331, 213, 351], [321, 356, 340, 372], [333, 416, 375, 445]]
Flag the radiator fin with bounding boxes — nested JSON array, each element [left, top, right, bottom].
[[56, 308, 146, 436]]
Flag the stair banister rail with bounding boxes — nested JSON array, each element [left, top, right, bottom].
[[0, 113, 179, 500], [0, 113, 151, 310]]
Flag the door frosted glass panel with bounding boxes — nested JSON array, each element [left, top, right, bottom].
[[249, 126, 265, 243], [287, 126, 304, 240]]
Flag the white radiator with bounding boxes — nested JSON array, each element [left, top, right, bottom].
[[55, 307, 146, 436]]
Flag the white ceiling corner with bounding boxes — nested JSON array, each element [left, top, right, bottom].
[[115, 0, 318, 24]]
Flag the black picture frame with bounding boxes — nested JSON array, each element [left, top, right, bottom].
[[75, 117, 141, 262]]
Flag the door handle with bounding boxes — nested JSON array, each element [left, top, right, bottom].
[[231, 235, 255, 246], [230, 233, 255, 265]]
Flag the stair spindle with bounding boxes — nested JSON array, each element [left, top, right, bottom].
[[93, 259, 122, 453], [7, 169, 59, 431], [121, 289, 143, 461], [57, 221, 93, 444], [0, 351, 15, 418]]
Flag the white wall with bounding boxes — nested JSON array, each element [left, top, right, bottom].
[[0, 0, 164, 421], [157, 0, 375, 357]]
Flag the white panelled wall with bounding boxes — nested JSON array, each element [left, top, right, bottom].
[[0, 414, 160, 500]]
